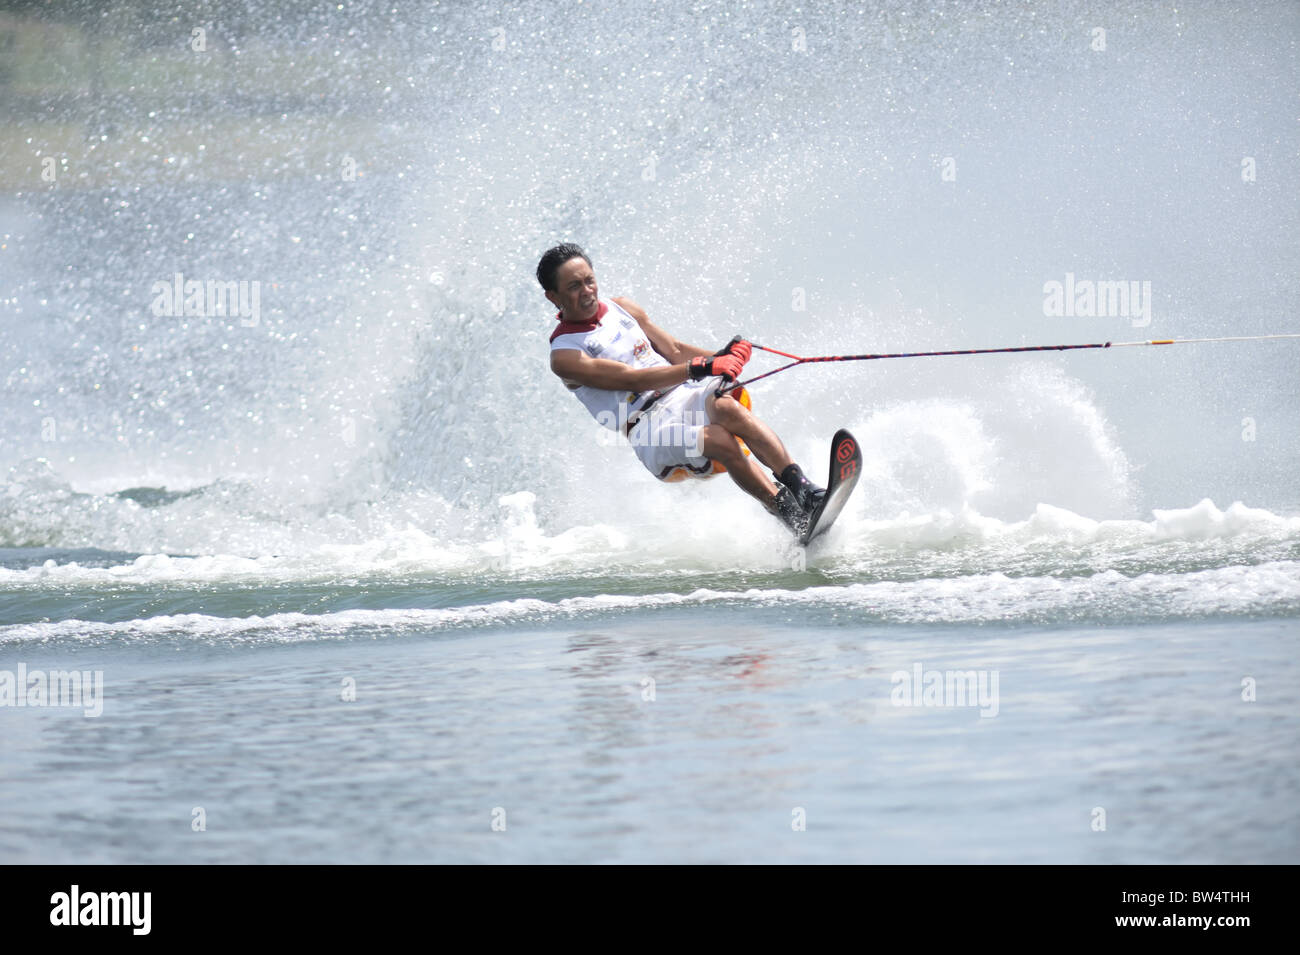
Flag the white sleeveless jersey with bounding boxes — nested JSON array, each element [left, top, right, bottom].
[[550, 298, 672, 431]]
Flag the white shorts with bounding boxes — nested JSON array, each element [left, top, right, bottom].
[[627, 379, 717, 480]]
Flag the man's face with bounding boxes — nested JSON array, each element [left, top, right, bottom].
[[546, 257, 599, 321]]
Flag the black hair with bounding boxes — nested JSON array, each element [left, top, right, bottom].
[[536, 243, 592, 292]]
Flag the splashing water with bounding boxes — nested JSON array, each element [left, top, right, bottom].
[[1, 0, 1297, 582]]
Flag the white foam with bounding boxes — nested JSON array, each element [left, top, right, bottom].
[[2, 493, 1297, 588], [1151, 499, 1288, 540]]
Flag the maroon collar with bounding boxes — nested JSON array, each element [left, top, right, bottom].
[[550, 300, 609, 342]]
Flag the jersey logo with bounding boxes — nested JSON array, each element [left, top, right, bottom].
[[620, 316, 635, 329], [632, 340, 649, 360], [585, 340, 602, 357]]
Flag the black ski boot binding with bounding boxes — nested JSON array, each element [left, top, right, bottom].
[[776, 463, 826, 514], [768, 485, 810, 537]]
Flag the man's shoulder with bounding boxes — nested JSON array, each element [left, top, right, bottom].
[[610, 296, 648, 322], [549, 329, 595, 356]]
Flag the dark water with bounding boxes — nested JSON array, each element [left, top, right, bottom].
[[2, 611, 1295, 864]]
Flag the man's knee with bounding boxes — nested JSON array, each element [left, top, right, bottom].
[[712, 393, 749, 428]]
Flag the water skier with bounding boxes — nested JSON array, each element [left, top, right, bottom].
[[538, 243, 825, 534]]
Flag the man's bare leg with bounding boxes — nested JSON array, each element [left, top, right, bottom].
[[697, 423, 813, 534], [705, 389, 827, 519], [697, 424, 777, 503], [705, 391, 794, 474]]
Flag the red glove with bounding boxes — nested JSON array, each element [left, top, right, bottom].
[[688, 354, 744, 381], [714, 335, 752, 366]]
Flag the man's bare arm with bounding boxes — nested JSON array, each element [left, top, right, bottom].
[[550, 348, 689, 391], [612, 297, 715, 364]]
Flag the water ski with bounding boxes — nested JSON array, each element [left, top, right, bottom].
[[800, 429, 862, 545]]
